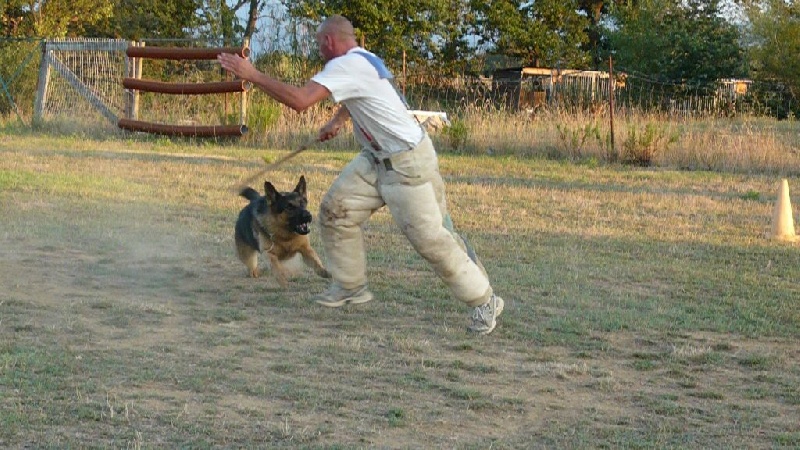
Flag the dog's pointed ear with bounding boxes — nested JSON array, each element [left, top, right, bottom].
[[264, 181, 280, 205], [294, 175, 307, 196]]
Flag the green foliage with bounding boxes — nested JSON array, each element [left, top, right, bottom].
[[746, 0, 800, 95], [737, 352, 777, 370], [255, 51, 323, 82], [471, 0, 591, 68], [578, 0, 618, 67], [1, 0, 113, 37], [386, 407, 406, 427], [281, 0, 468, 71], [1, 0, 228, 41], [442, 118, 469, 152], [621, 121, 679, 166], [197, 0, 246, 44], [606, 0, 746, 87], [0, 39, 40, 117], [245, 98, 282, 133], [83, 0, 204, 40], [556, 121, 602, 159], [740, 190, 760, 201]]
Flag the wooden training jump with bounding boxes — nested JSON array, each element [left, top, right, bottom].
[[118, 118, 248, 137], [119, 43, 249, 137]]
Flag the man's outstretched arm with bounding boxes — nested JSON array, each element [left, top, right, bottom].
[[217, 53, 330, 112]]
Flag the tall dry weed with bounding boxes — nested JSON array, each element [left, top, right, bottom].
[[452, 107, 800, 175], [10, 89, 800, 175], [668, 118, 800, 174]]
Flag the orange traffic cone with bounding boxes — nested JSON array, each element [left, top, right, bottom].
[[768, 179, 798, 242]]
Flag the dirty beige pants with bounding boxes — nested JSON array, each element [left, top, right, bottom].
[[318, 134, 493, 307]]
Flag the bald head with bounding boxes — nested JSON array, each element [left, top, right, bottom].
[[318, 15, 356, 40], [316, 15, 358, 61]]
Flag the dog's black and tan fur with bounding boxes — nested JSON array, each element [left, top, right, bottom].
[[235, 175, 330, 287]]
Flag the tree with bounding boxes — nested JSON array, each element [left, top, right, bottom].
[[86, 0, 255, 45], [1, 0, 112, 37], [242, 0, 261, 42], [82, 0, 203, 40], [429, 0, 478, 74], [578, 0, 636, 68], [280, 0, 467, 69], [607, 0, 745, 86], [744, 0, 800, 95], [470, 0, 591, 69], [1, 0, 249, 43]]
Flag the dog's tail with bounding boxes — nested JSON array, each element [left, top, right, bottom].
[[239, 187, 261, 202]]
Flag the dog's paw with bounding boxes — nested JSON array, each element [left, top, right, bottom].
[[318, 268, 332, 279]]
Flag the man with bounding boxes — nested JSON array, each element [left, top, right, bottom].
[[217, 15, 504, 334]]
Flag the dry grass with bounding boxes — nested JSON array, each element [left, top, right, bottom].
[[0, 124, 799, 448], [224, 100, 800, 176], [17, 87, 800, 175], [444, 107, 800, 174]]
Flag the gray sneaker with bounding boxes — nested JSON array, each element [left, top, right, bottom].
[[313, 283, 374, 308], [468, 295, 504, 335]]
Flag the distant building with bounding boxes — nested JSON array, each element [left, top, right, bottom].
[[492, 67, 625, 111], [718, 78, 753, 98]]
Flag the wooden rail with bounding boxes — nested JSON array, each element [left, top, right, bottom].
[[125, 46, 249, 60], [118, 118, 248, 137], [122, 78, 249, 95]]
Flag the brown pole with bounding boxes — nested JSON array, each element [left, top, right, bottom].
[[608, 56, 616, 159], [240, 37, 250, 127], [125, 46, 249, 60], [122, 78, 249, 95], [118, 118, 248, 137], [402, 49, 407, 98]]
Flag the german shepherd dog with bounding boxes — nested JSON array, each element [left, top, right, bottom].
[[235, 175, 330, 287]]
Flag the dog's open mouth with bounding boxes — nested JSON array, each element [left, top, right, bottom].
[[294, 221, 311, 235]]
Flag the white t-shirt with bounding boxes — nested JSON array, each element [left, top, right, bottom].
[[312, 47, 424, 154]]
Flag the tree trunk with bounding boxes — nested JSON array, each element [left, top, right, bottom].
[[244, 0, 259, 43]]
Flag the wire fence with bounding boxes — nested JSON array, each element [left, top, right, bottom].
[[1, 37, 798, 131], [0, 38, 42, 122]]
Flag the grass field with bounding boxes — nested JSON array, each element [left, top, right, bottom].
[[1, 130, 798, 448]]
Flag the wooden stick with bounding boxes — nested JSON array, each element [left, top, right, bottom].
[[230, 139, 318, 193]]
